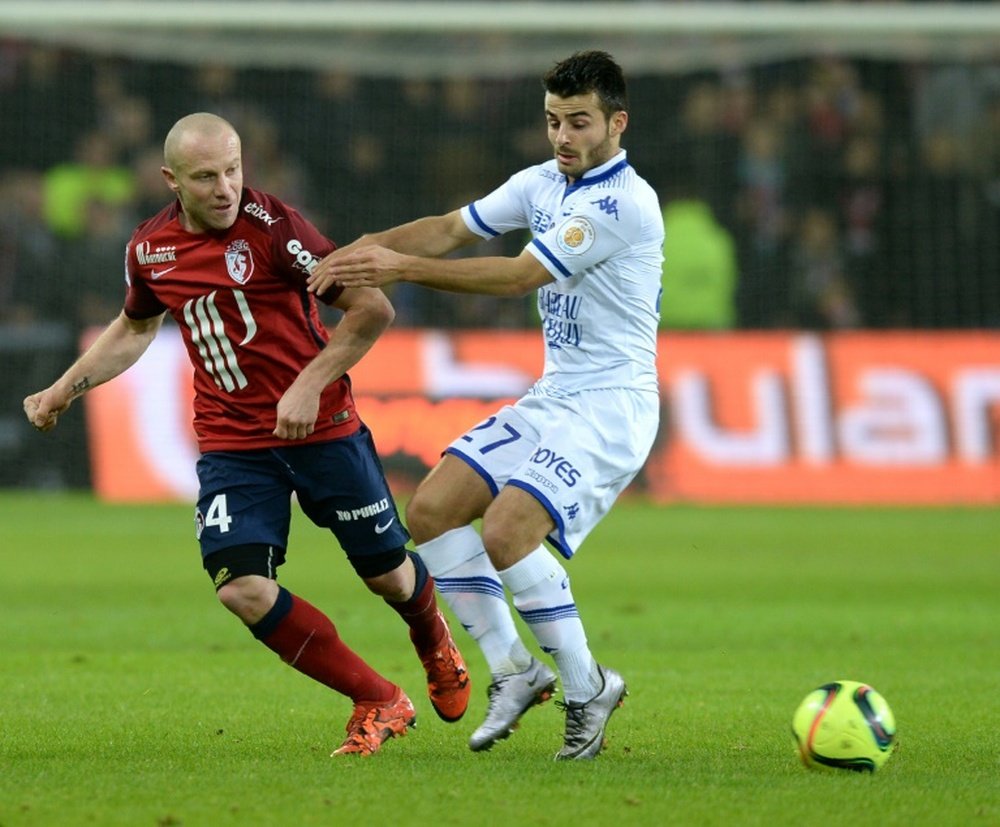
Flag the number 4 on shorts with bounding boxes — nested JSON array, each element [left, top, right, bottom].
[[204, 493, 233, 533]]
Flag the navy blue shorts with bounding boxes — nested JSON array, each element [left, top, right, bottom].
[[194, 425, 410, 566]]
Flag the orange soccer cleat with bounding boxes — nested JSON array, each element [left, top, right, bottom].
[[332, 686, 416, 757], [417, 613, 472, 722]]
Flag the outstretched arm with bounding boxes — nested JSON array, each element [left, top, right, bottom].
[[272, 286, 394, 440], [307, 210, 479, 297], [23, 311, 164, 432], [322, 245, 554, 298]]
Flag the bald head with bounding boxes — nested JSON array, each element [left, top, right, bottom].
[[160, 112, 244, 233], [164, 112, 240, 172]]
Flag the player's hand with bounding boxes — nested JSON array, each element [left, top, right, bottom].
[[273, 386, 320, 440], [23, 390, 69, 432], [308, 245, 405, 291], [306, 247, 346, 296]]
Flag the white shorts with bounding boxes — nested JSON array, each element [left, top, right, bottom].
[[444, 386, 660, 558]]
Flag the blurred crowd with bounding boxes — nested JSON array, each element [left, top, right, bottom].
[[1, 41, 998, 335]]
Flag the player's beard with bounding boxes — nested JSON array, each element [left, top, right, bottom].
[[555, 130, 615, 181]]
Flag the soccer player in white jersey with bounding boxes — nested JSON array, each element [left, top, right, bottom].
[[308, 51, 664, 759]]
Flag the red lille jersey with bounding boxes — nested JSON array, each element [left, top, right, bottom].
[[124, 187, 360, 452]]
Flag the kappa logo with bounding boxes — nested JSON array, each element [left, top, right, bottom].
[[592, 195, 620, 220], [225, 239, 254, 285]]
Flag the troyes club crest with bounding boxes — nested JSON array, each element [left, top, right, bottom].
[[225, 239, 254, 284]]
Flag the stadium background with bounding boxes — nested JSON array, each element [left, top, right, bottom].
[[1, 1, 997, 501]]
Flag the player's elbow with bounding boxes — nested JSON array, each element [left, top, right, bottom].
[[502, 268, 550, 298], [349, 287, 395, 332], [370, 291, 396, 330], [500, 254, 551, 297], [500, 279, 537, 298]]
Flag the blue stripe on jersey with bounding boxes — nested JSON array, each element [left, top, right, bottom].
[[435, 575, 505, 600], [530, 238, 573, 278], [517, 603, 581, 625], [467, 202, 500, 237], [566, 158, 630, 194]]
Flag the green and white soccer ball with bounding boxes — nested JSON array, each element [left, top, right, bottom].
[[792, 680, 897, 772]]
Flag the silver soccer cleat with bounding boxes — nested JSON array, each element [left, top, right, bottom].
[[469, 658, 558, 751], [554, 665, 627, 760]]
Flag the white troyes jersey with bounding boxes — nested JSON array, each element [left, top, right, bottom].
[[461, 150, 664, 395]]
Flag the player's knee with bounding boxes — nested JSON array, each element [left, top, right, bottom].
[[480, 521, 518, 563], [204, 544, 285, 624], [216, 577, 253, 613], [351, 546, 409, 600], [363, 568, 412, 603], [405, 493, 454, 545], [481, 516, 550, 572], [216, 575, 277, 623]]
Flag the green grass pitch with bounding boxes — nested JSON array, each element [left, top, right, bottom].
[[1, 492, 998, 826]]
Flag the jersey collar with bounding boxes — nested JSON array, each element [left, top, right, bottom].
[[567, 149, 629, 192]]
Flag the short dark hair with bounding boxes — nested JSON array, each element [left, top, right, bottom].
[[542, 50, 629, 117]]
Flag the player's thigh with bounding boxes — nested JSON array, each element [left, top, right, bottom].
[[280, 429, 410, 556], [407, 453, 494, 541], [195, 450, 293, 559]]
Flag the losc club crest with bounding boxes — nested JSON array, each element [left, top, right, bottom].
[[225, 239, 254, 284]]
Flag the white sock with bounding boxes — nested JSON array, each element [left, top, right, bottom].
[[417, 526, 532, 677], [500, 546, 600, 703]]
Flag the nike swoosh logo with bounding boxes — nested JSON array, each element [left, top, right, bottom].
[[151, 266, 177, 279], [374, 518, 396, 535]]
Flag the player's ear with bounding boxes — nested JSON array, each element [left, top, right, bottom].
[[161, 165, 179, 193], [609, 110, 628, 138]]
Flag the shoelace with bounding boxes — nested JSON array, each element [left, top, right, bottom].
[[337, 715, 378, 754], [345, 705, 377, 733], [487, 674, 510, 696], [555, 700, 588, 739], [426, 647, 466, 690]]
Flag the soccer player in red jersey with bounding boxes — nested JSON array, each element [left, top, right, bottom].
[[22, 112, 470, 756]]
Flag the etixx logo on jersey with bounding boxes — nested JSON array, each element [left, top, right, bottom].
[[225, 239, 254, 285], [556, 216, 596, 256]]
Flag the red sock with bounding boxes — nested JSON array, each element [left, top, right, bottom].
[[387, 568, 448, 653], [252, 587, 395, 703]]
